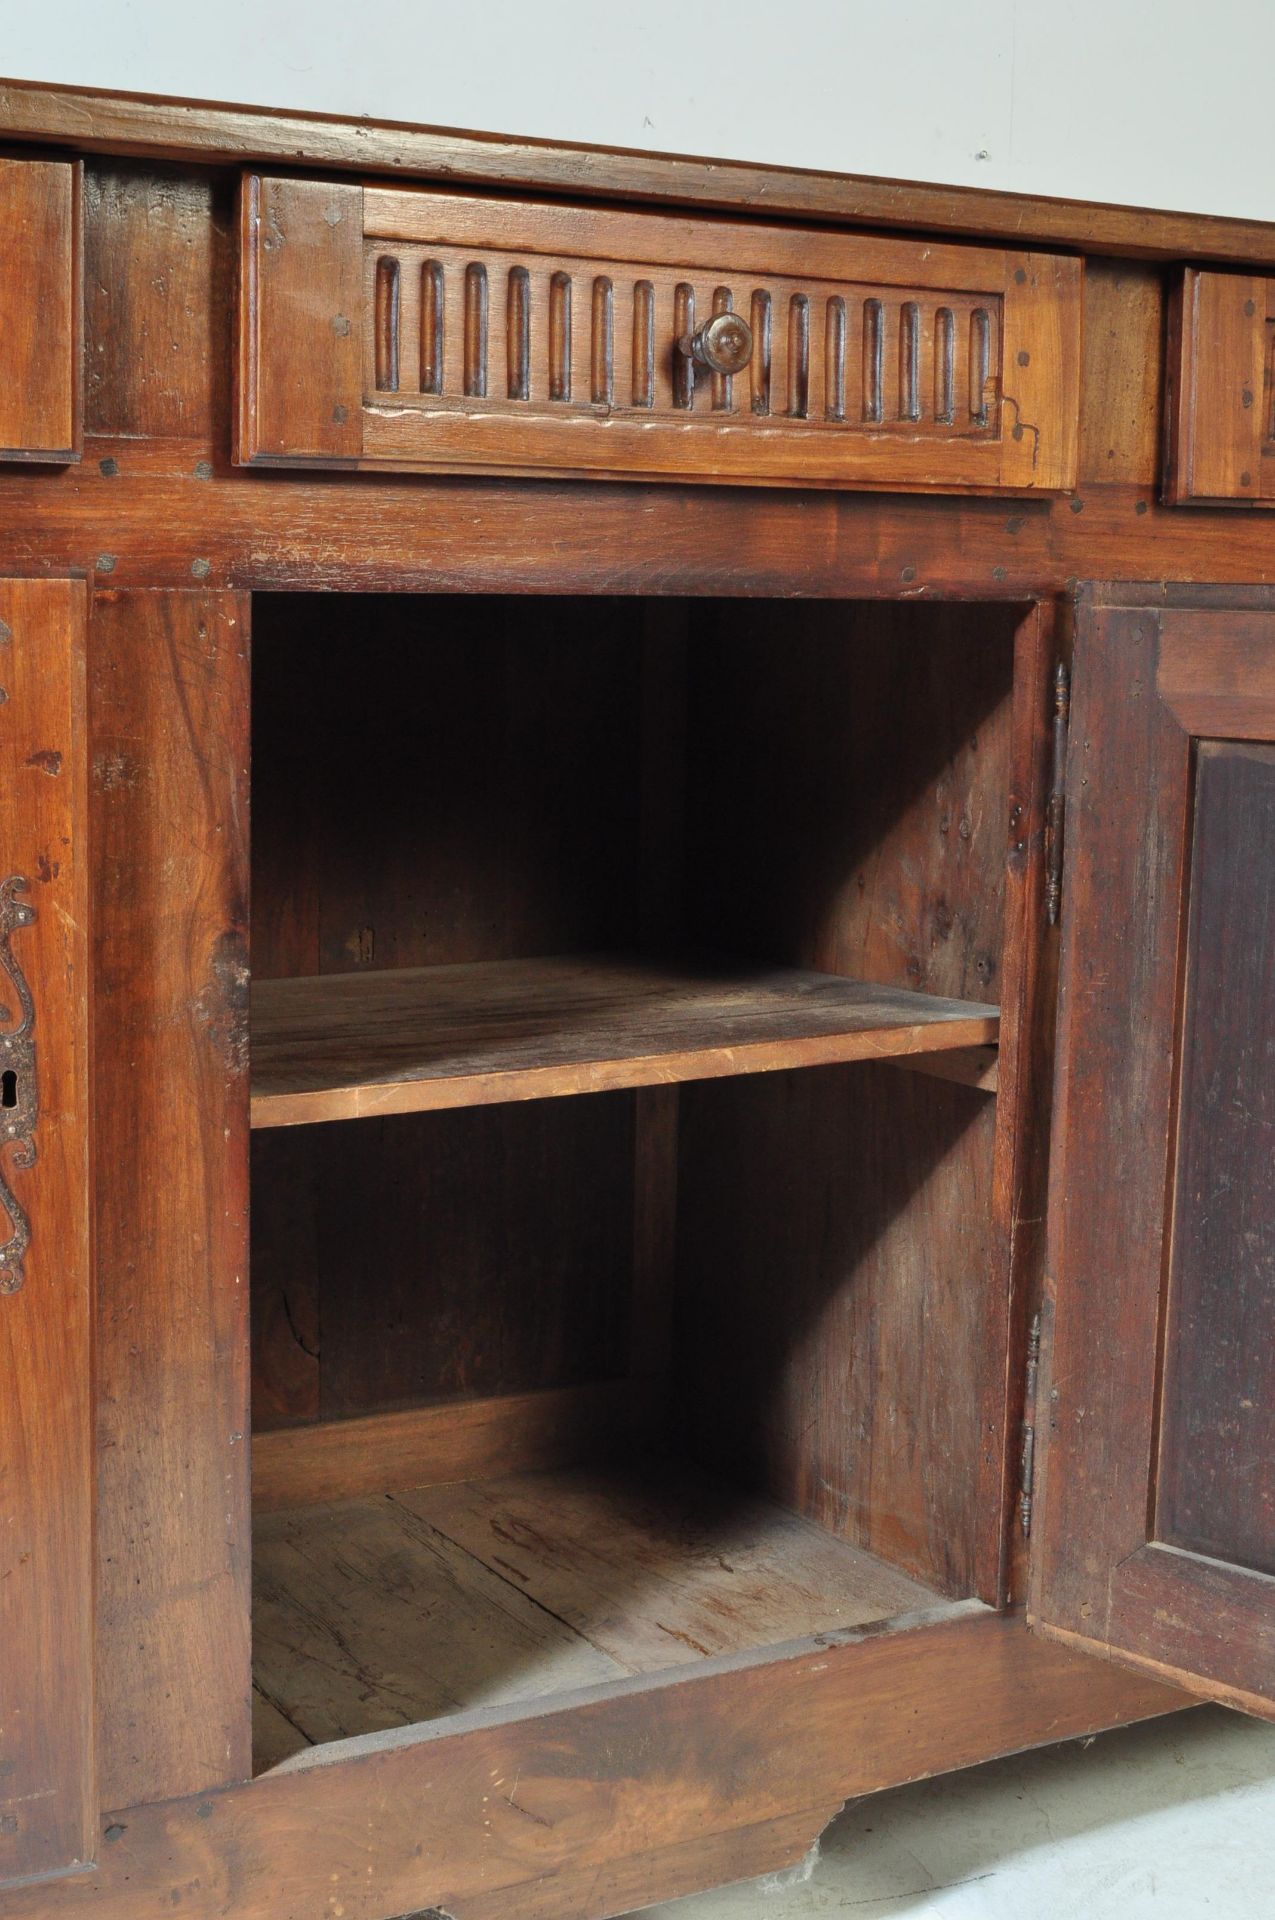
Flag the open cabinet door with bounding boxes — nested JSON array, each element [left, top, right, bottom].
[[1029, 583, 1275, 1717], [0, 580, 94, 1878]]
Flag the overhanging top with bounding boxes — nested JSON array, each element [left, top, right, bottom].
[[3, 73, 1275, 268]]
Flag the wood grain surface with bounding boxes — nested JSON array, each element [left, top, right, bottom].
[[4, 189, 1275, 602], [0, 1607, 1185, 1920], [250, 593, 646, 982], [253, 1460, 940, 1766], [0, 157, 81, 461], [678, 1063, 999, 1599], [90, 590, 253, 1809], [236, 174, 364, 465], [234, 181, 1081, 495], [3, 74, 1275, 266], [1163, 267, 1272, 504], [252, 1384, 646, 1511], [0, 78, 1255, 1919], [1157, 742, 1275, 1577], [257, 1097, 635, 1429], [250, 953, 1000, 1127], [0, 579, 93, 1880], [1030, 585, 1275, 1717]]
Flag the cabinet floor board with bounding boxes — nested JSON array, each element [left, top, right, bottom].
[[252, 1459, 944, 1772], [252, 1490, 626, 1767]]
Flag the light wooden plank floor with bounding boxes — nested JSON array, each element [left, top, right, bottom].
[[252, 1460, 942, 1771]]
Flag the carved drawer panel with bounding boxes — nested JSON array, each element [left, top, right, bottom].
[[237, 174, 1081, 494]]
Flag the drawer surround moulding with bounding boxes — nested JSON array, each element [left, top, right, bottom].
[[236, 175, 1083, 493]]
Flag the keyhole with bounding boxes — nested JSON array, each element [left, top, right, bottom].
[[1, 1070, 17, 1108]]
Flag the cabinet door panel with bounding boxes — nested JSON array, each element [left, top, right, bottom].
[[1157, 742, 1275, 1577], [1030, 587, 1275, 1717], [0, 579, 94, 1879]]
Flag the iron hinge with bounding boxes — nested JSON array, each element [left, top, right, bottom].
[[0, 875, 37, 1295], [1044, 660, 1071, 926], [1019, 1310, 1042, 1539]]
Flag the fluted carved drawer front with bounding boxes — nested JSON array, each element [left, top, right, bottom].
[[236, 174, 1081, 493]]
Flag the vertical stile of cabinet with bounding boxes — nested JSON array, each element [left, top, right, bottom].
[[0, 580, 94, 1881], [0, 159, 82, 464], [236, 172, 1082, 495], [89, 591, 253, 1817]]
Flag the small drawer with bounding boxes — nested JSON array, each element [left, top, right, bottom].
[[0, 157, 81, 464], [236, 172, 1081, 496], [1164, 267, 1275, 505]]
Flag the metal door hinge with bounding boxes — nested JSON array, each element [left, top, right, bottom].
[[1044, 661, 1070, 926], [1019, 1311, 1042, 1538]]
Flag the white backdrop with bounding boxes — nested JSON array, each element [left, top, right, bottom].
[[1, 0, 1271, 222]]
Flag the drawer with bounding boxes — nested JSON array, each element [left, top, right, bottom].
[[1164, 267, 1275, 504], [236, 173, 1081, 495], [0, 157, 81, 464]]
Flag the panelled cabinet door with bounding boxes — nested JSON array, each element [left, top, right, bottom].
[[0, 159, 82, 464], [0, 580, 94, 1879], [1030, 584, 1275, 1717], [236, 173, 1082, 495]]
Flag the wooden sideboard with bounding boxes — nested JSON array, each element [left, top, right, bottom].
[[0, 75, 1272, 1920]]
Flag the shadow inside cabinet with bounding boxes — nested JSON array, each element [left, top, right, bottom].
[[246, 592, 1026, 1772]]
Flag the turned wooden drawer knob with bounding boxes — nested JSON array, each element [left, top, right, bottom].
[[678, 311, 753, 376]]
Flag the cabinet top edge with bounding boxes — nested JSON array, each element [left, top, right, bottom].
[[4, 74, 1275, 268]]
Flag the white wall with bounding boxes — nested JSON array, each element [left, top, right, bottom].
[[2, 0, 1271, 222]]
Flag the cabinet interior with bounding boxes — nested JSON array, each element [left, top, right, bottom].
[[247, 592, 1022, 1772]]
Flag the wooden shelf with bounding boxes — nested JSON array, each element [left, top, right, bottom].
[[252, 1458, 947, 1770], [249, 953, 1000, 1129]]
